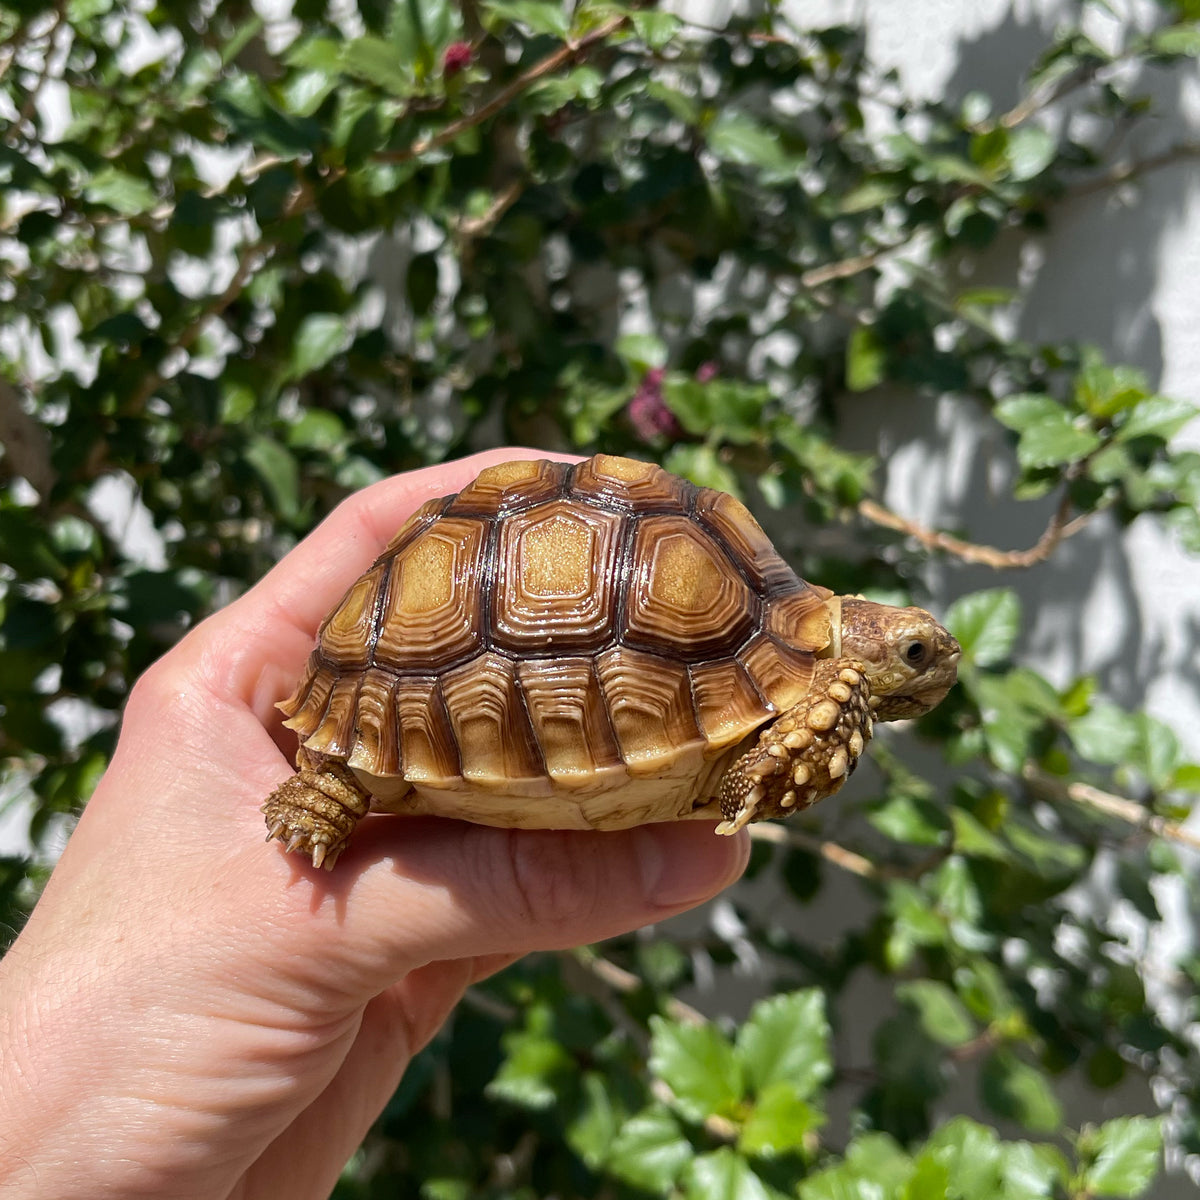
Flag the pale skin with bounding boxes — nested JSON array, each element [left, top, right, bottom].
[[0, 449, 750, 1200]]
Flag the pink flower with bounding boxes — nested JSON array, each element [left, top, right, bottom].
[[627, 368, 682, 441], [694, 360, 719, 383], [443, 42, 473, 76]]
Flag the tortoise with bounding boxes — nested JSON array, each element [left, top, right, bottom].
[[263, 454, 960, 869]]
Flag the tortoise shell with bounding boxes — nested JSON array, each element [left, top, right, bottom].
[[279, 454, 837, 830]]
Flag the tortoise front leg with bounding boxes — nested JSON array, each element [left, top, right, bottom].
[[262, 749, 373, 870], [714, 658, 874, 835]]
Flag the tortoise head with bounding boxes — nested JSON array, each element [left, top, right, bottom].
[[830, 596, 961, 720]]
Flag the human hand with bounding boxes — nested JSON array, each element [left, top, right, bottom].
[[0, 449, 749, 1200]]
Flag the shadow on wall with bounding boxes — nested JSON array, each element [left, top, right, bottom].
[[795, 12, 1198, 1194], [840, 2, 1200, 720]]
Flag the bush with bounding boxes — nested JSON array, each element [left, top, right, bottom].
[[2, 0, 1199, 1194]]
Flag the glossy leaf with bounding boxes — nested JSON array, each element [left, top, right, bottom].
[[649, 1017, 742, 1123]]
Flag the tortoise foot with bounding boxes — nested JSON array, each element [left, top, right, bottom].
[[262, 759, 371, 870], [714, 658, 874, 835]]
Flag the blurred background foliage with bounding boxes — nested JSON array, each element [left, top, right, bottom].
[[2, 0, 1200, 1194]]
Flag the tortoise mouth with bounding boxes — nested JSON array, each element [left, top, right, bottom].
[[875, 645, 960, 720]]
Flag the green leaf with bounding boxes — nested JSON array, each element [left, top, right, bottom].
[[486, 1028, 573, 1110], [649, 1016, 742, 1122], [800, 1134, 914, 1200], [980, 1049, 1063, 1134], [708, 113, 790, 171], [213, 74, 322, 157], [951, 807, 1011, 860], [482, 0, 569, 37], [1149, 23, 1200, 56], [664, 444, 742, 497], [1131, 712, 1181, 790], [895, 981, 975, 1047], [1068, 701, 1140, 765], [84, 168, 158, 215], [845, 325, 885, 391], [631, 10, 681, 50], [1078, 1116, 1163, 1197], [287, 410, 346, 451], [995, 394, 1102, 468], [607, 1106, 693, 1192], [1007, 126, 1056, 180], [924, 1118, 1003, 1194], [280, 68, 339, 117], [839, 177, 900, 213], [566, 1071, 620, 1168], [1116, 394, 1198, 442], [616, 332, 667, 371], [869, 793, 951, 846], [342, 35, 416, 94], [287, 313, 349, 379], [243, 436, 301, 521], [1075, 358, 1149, 417], [736, 990, 831, 1101], [738, 1082, 821, 1158], [902, 1154, 952, 1200], [945, 588, 1021, 667], [684, 1149, 774, 1200]]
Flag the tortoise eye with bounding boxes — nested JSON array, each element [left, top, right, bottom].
[[904, 639, 928, 666]]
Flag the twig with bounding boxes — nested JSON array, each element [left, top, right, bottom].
[[1067, 141, 1200, 201], [800, 243, 899, 290], [571, 949, 709, 1026], [377, 15, 628, 165], [748, 823, 878, 878], [995, 60, 1094, 130], [454, 178, 524, 238], [749, 822, 952, 881], [857, 489, 1092, 569], [0, 379, 56, 501], [1025, 767, 1200, 853]]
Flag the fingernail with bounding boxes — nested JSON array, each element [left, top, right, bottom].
[[634, 823, 749, 908]]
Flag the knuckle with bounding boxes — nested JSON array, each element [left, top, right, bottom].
[[491, 830, 605, 939]]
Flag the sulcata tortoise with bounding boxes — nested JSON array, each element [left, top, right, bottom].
[[263, 454, 960, 869]]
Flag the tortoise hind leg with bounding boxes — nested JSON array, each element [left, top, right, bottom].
[[714, 658, 874, 835], [262, 750, 372, 870]]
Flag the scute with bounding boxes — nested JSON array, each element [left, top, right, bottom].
[[695, 487, 799, 594], [738, 634, 818, 711], [374, 517, 487, 671], [595, 646, 704, 773], [491, 500, 623, 652], [447, 457, 567, 515], [571, 453, 690, 513], [318, 563, 387, 669], [440, 652, 545, 784], [689, 658, 771, 750], [624, 514, 757, 660]]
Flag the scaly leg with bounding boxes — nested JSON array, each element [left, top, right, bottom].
[[262, 748, 372, 870], [714, 658, 874, 835]]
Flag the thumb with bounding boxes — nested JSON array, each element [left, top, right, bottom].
[[253, 817, 749, 1003]]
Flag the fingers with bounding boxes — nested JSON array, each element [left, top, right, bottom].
[[253, 819, 749, 1004]]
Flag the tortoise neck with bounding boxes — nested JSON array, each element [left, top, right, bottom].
[[821, 595, 843, 659]]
